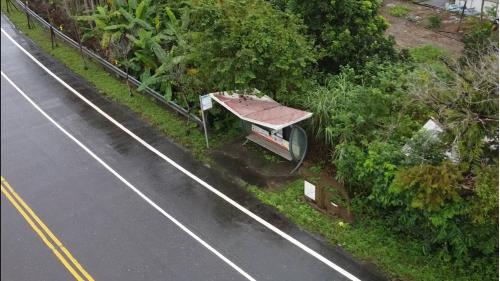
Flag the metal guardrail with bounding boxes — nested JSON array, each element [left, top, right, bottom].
[[10, 0, 203, 126]]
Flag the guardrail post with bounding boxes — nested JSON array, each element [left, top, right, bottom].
[[73, 22, 88, 70], [25, 1, 31, 29], [50, 26, 55, 49]]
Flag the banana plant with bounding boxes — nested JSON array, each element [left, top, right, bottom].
[[77, 0, 156, 55], [77, 1, 188, 102], [137, 47, 184, 101], [134, 7, 186, 102]]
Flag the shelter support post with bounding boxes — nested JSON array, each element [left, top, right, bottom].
[[199, 94, 213, 149], [201, 109, 209, 149]]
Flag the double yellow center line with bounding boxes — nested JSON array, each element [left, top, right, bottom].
[[1, 176, 94, 281]]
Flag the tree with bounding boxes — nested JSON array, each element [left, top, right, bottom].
[[285, 0, 397, 72], [182, 0, 316, 99]]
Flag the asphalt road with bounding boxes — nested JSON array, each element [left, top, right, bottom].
[[0, 14, 386, 281]]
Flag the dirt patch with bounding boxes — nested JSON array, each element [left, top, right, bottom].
[[381, 0, 466, 56], [211, 138, 298, 189]]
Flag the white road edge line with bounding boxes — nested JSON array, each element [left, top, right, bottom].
[[1, 71, 257, 281], [1, 27, 361, 281]]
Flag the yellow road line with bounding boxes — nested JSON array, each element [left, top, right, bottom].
[[1, 176, 94, 281], [1, 184, 84, 280], [1, 177, 94, 279]]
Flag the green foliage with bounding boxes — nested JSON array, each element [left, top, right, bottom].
[[409, 44, 499, 170], [468, 164, 499, 224], [409, 45, 454, 80], [386, 161, 498, 261], [391, 162, 463, 211], [381, 45, 499, 263], [77, 0, 185, 99], [309, 165, 322, 174], [0, 0, 227, 162], [281, 0, 396, 72], [78, 0, 316, 123], [427, 15, 442, 29], [308, 42, 498, 266], [389, 5, 410, 17], [335, 141, 402, 198], [462, 21, 497, 62], [183, 0, 316, 99], [303, 60, 417, 149]]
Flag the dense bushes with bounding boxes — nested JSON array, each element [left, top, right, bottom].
[[302, 60, 417, 148], [183, 0, 316, 99], [318, 42, 499, 268], [77, 0, 315, 107], [273, 0, 398, 72]]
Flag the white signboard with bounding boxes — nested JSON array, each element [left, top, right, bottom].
[[200, 94, 213, 111], [304, 181, 316, 201]]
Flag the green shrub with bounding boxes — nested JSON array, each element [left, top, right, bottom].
[[302, 59, 417, 149], [183, 0, 316, 100], [462, 21, 496, 62], [286, 0, 397, 71], [391, 162, 463, 211], [388, 162, 499, 263], [335, 141, 403, 197], [427, 15, 442, 29], [389, 5, 410, 17]]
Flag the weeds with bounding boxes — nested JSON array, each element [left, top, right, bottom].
[[389, 5, 411, 17]]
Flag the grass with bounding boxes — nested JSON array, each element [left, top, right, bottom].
[[3, 5, 494, 281], [427, 15, 442, 29], [0, 2, 235, 162], [389, 5, 410, 17], [409, 45, 449, 63], [409, 45, 455, 81], [248, 180, 495, 281]]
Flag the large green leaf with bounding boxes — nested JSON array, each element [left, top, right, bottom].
[[119, 8, 134, 23], [80, 31, 96, 42], [128, 0, 137, 11], [125, 34, 142, 47], [164, 7, 177, 26], [96, 6, 108, 16], [103, 24, 128, 31], [94, 19, 107, 29], [151, 42, 167, 63], [133, 18, 153, 30], [101, 32, 112, 48], [133, 51, 157, 68], [137, 75, 161, 91], [139, 67, 152, 82], [162, 82, 173, 101], [135, 0, 146, 19]]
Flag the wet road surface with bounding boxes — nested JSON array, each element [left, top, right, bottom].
[[1, 14, 386, 281]]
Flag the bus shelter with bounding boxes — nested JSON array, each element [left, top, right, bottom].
[[208, 91, 312, 173]]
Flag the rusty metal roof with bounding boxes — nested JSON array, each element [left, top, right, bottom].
[[210, 91, 312, 130]]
